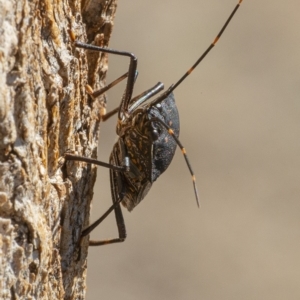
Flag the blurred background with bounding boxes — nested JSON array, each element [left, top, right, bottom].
[[87, 0, 300, 299]]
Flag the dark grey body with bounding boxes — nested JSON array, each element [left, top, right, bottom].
[[110, 93, 179, 211]]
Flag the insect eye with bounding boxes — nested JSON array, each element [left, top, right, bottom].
[[151, 122, 161, 140], [155, 103, 162, 110], [151, 128, 159, 141]]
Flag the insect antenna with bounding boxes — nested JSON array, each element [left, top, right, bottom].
[[151, 0, 243, 106], [148, 1, 243, 206], [150, 117, 200, 207]]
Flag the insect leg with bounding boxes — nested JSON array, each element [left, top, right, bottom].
[[64, 141, 133, 246], [128, 82, 164, 113], [81, 193, 125, 246], [101, 71, 139, 121], [88, 72, 129, 99], [64, 153, 127, 172], [102, 79, 164, 121], [85, 70, 140, 121], [88, 154, 127, 246], [79, 143, 129, 246], [64, 151, 128, 245], [74, 41, 138, 120]]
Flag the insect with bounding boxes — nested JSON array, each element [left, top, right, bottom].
[[65, 0, 243, 246]]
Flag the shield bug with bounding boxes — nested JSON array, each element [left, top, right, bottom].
[[65, 0, 243, 246]]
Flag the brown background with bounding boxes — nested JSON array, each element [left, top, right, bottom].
[[87, 0, 300, 299]]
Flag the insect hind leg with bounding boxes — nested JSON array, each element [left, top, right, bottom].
[[85, 150, 129, 246], [85, 197, 127, 246]]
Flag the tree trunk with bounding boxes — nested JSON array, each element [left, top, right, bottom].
[[0, 0, 117, 298]]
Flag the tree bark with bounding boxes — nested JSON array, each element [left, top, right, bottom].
[[0, 0, 117, 298]]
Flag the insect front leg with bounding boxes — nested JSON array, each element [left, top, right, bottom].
[[75, 42, 165, 122], [74, 41, 137, 120]]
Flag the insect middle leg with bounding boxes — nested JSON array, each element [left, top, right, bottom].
[[65, 151, 128, 246]]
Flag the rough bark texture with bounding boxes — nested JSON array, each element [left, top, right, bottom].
[[0, 0, 117, 298]]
